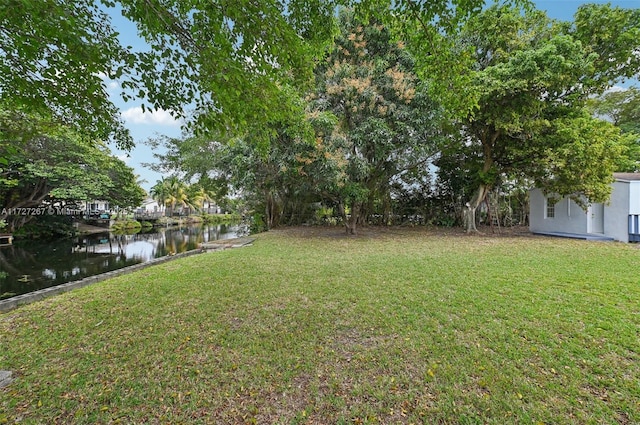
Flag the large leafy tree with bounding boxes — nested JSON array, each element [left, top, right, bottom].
[[310, 9, 443, 234], [432, 4, 640, 232], [0, 109, 144, 232], [589, 87, 640, 134], [364, 0, 532, 119], [2, 0, 522, 154], [148, 86, 320, 230], [588, 87, 640, 172], [1, 0, 339, 153], [0, 0, 132, 148], [103, 157, 147, 214]]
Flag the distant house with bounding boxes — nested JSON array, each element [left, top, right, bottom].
[[139, 198, 161, 214], [82, 200, 110, 217], [529, 173, 640, 242], [135, 197, 222, 218], [134, 198, 163, 219]]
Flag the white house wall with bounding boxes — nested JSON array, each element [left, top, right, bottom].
[[529, 189, 588, 234], [603, 181, 630, 243], [629, 182, 640, 215], [529, 189, 546, 233]]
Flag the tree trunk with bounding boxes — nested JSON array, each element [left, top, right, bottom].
[[265, 193, 274, 230], [464, 184, 490, 233], [382, 193, 392, 225], [264, 191, 282, 230], [345, 202, 361, 235], [464, 130, 499, 233], [336, 202, 359, 235], [337, 202, 346, 230]]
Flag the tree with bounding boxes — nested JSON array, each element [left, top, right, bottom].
[[146, 82, 323, 230], [186, 184, 211, 213], [0, 108, 144, 232], [431, 4, 640, 232], [588, 87, 640, 172], [149, 178, 169, 215], [1, 0, 341, 154], [103, 158, 147, 215], [530, 112, 635, 204], [310, 9, 443, 234], [3, 0, 530, 159], [164, 176, 190, 216], [0, 0, 133, 149], [150, 176, 191, 217]]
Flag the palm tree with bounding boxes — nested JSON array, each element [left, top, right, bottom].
[[164, 176, 189, 217], [187, 184, 215, 214], [149, 179, 169, 216]]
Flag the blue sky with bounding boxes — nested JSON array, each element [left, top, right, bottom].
[[106, 1, 640, 192]]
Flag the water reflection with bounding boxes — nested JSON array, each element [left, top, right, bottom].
[[0, 223, 243, 299]]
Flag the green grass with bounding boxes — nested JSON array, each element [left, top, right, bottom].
[[1, 227, 639, 424]]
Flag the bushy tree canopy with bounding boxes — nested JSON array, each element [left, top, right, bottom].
[[310, 8, 444, 233], [0, 108, 145, 232], [434, 3, 640, 231], [1, 0, 508, 154]]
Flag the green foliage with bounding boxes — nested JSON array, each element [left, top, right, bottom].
[[588, 87, 640, 172], [149, 86, 324, 229], [145, 134, 231, 207], [588, 87, 640, 134], [111, 219, 142, 233], [0, 0, 133, 149], [568, 3, 640, 94], [103, 159, 147, 211], [149, 176, 189, 216], [369, 0, 533, 120], [1, 0, 343, 150], [12, 214, 76, 240], [0, 0, 540, 159], [250, 212, 268, 234], [201, 213, 241, 225], [534, 113, 633, 207], [432, 3, 640, 227], [149, 176, 226, 219], [0, 108, 145, 233], [310, 8, 444, 232], [314, 206, 338, 225]]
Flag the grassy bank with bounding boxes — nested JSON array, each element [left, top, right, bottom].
[[1, 227, 639, 424]]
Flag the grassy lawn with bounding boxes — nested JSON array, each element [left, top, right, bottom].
[[1, 227, 639, 424]]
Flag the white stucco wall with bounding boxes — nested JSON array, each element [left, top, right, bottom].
[[529, 189, 588, 234], [629, 182, 640, 215], [531, 178, 640, 242], [529, 189, 546, 232], [604, 181, 630, 243]]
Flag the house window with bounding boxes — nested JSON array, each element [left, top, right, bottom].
[[546, 197, 556, 219]]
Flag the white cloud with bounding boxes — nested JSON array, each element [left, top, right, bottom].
[[94, 72, 120, 92], [117, 153, 130, 164], [605, 85, 627, 93], [121, 107, 181, 127]]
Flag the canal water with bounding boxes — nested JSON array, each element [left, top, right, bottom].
[[0, 223, 246, 299]]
